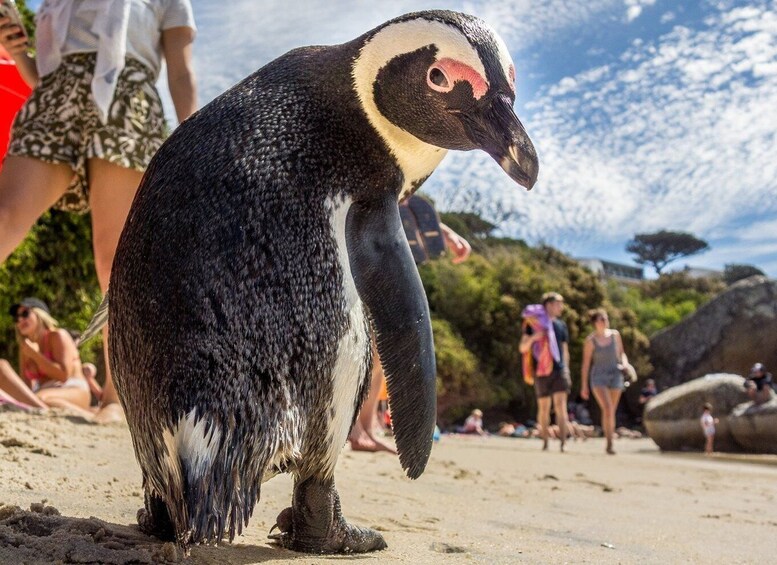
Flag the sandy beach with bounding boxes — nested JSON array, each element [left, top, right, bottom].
[[0, 410, 775, 564]]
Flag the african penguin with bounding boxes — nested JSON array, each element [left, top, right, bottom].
[[106, 10, 538, 553]]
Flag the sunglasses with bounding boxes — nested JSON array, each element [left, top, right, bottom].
[[13, 309, 31, 322]]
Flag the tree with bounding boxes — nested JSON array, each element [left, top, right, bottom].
[[625, 230, 709, 275], [723, 263, 765, 285]]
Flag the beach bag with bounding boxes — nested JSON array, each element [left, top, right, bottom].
[[620, 363, 638, 384], [399, 195, 446, 265]]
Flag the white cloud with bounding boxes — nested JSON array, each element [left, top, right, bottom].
[[156, 1, 777, 276], [625, 0, 656, 22], [426, 0, 777, 274], [184, 0, 624, 105], [660, 11, 676, 24]]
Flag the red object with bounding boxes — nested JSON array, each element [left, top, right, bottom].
[[0, 44, 32, 165]]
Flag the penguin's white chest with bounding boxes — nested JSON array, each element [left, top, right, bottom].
[[323, 195, 370, 472]]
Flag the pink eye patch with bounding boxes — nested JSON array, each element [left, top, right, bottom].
[[426, 58, 489, 99]]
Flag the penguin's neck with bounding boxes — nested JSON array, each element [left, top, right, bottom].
[[375, 121, 447, 200], [351, 42, 448, 199]]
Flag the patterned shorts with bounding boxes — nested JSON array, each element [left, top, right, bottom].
[[8, 53, 166, 213]]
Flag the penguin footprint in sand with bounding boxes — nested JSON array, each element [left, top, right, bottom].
[[102, 10, 537, 555]]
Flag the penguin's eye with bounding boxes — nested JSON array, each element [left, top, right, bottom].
[[427, 65, 452, 93], [426, 59, 488, 99]]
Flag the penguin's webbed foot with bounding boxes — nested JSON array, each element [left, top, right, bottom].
[[268, 479, 386, 554]]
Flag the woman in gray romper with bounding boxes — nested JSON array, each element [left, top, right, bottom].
[[580, 308, 629, 454]]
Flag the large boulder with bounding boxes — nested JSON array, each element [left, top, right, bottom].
[[649, 276, 777, 390], [644, 374, 749, 451], [728, 397, 777, 454]]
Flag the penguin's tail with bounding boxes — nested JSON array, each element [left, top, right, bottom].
[[76, 291, 110, 346], [153, 411, 266, 547]]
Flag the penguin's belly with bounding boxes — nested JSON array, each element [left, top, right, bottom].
[[318, 195, 371, 474]]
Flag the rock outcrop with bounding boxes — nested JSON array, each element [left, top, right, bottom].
[[644, 374, 749, 451], [649, 276, 777, 390], [729, 398, 777, 454]]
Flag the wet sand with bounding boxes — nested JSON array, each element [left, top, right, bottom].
[[0, 410, 775, 563]]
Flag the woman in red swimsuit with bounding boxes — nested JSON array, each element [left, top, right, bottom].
[[0, 297, 91, 414]]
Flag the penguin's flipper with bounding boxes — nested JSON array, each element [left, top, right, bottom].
[[346, 196, 436, 480]]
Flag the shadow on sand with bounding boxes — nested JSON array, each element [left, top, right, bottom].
[[0, 503, 318, 564]]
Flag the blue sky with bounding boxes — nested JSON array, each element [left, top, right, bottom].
[[29, 1, 777, 276]]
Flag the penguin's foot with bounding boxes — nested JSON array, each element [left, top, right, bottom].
[[268, 478, 387, 554]]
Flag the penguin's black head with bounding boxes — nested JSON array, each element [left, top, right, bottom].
[[353, 11, 539, 190]]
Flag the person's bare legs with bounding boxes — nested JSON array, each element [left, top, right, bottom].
[[88, 159, 143, 424], [349, 351, 396, 454], [38, 386, 94, 421], [608, 388, 623, 451], [0, 156, 72, 263], [0, 359, 48, 409], [536, 396, 551, 450], [552, 390, 569, 452], [592, 386, 616, 454]]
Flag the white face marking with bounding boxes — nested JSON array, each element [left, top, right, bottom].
[[354, 19, 499, 194], [492, 31, 516, 91], [323, 195, 370, 475]]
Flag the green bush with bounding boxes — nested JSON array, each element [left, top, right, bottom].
[[0, 212, 103, 369]]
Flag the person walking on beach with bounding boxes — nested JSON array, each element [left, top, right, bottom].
[[520, 292, 571, 452], [0, 0, 197, 423], [580, 308, 630, 455], [0, 297, 92, 416], [700, 403, 718, 455]]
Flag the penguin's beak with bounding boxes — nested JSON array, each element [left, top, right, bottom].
[[459, 94, 539, 190]]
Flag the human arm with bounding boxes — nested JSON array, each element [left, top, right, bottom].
[[562, 340, 571, 381], [440, 222, 471, 264], [0, 16, 38, 87], [580, 337, 593, 400], [20, 330, 76, 383], [162, 26, 197, 123]]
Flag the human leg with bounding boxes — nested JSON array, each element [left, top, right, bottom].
[[552, 391, 569, 452], [87, 159, 143, 423], [0, 156, 73, 263], [0, 359, 48, 409], [536, 396, 551, 450], [37, 385, 91, 411], [608, 387, 623, 448], [349, 351, 396, 454], [592, 386, 615, 453]]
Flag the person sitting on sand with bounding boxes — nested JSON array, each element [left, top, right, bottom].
[[459, 409, 487, 436], [0, 298, 91, 416], [744, 363, 774, 405]]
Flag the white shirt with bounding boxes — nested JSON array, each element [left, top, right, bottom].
[[61, 0, 195, 78], [36, 0, 195, 122], [700, 413, 715, 433]]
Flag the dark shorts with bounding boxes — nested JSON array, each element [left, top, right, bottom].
[[534, 369, 570, 398], [8, 53, 166, 213]]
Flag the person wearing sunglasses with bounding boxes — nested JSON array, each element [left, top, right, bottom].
[[0, 297, 92, 416]]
